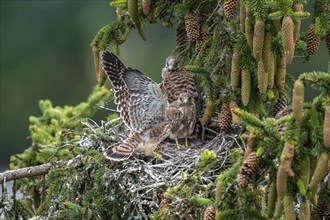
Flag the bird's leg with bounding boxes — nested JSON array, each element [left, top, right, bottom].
[[175, 138, 183, 149], [185, 137, 189, 148], [153, 145, 163, 160]]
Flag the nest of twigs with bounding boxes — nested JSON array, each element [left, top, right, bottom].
[[76, 117, 243, 219]]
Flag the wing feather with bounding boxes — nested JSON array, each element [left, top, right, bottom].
[[122, 68, 168, 133]]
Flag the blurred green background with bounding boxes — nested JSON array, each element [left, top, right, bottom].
[[0, 1, 328, 170]]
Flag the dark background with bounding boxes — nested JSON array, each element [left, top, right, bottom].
[[0, 1, 328, 170]]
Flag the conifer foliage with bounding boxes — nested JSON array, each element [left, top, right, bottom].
[[2, 0, 330, 219]]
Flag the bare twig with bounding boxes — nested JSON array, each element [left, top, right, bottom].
[[0, 156, 81, 183]]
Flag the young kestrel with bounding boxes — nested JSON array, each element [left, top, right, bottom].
[[102, 51, 184, 161], [161, 55, 197, 147], [168, 93, 196, 147]]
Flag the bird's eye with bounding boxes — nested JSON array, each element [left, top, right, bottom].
[[176, 112, 182, 117]]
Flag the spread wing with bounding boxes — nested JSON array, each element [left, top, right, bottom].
[[122, 68, 168, 133], [101, 51, 131, 128]]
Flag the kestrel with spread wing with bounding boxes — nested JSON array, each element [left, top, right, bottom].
[[102, 51, 183, 161], [161, 55, 197, 147]]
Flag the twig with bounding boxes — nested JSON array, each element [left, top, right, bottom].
[[0, 156, 81, 183], [130, 182, 166, 193]]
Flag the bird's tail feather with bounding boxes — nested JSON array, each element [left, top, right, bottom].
[[104, 133, 141, 161]]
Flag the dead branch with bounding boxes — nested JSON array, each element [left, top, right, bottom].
[[0, 156, 81, 183]]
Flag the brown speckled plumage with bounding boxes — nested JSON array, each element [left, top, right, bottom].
[[102, 51, 184, 160], [162, 56, 197, 103], [168, 93, 196, 140], [161, 56, 197, 142]]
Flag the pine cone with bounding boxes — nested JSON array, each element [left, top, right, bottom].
[[92, 46, 100, 81], [224, 0, 238, 19], [293, 3, 304, 41], [231, 51, 241, 90], [176, 22, 188, 50], [159, 194, 170, 210], [199, 23, 209, 41], [203, 205, 216, 220], [282, 16, 294, 64], [292, 79, 304, 123], [283, 196, 296, 220], [245, 17, 253, 48], [326, 30, 330, 55], [262, 32, 273, 89], [229, 101, 240, 125], [184, 11, 199, 42], [268, 52, 275, 88], [218, 103, 232, 133], [92, 47, 107, 86], [196, 23, 209, 51], [272, 92, 287, 117], [244, 133, 257, 159], [237, 152, 261, 188], [142, 0, 152, 16], [257, 60, 268, 94], [307, 23, 321, 56], [253, 19, 265, 62], [276, 56, 286, 91], [239, 0, 245, 33], [241, 68, 251, 106]]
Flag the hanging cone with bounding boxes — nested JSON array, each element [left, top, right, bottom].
[[218, 103, 232, 133], [237, 152, 261, 188], [241, 68, 251, 106], [267, 182, 277, 218], [282, 16, 294, 64], [283, 196, 296, 220], [97, 51, 108, 86], [224, 0, 238, 19], [293, 3, 304, 41], [142, 0, 152, 16], [229, 101, 240, 125], [176, 22, 188, 51], [159, 193, 170, 210], [92, 46, 100, 80], [292, 80, 304, 123], [276, 56, 286, 91], [307, 23, 321, 56], [196, 23, 209, 51], [231, 51, 241, 90], [245, 17, 253, 48], [184, 11, 200, 42], [203, 205, 216, 220], [257, 60, 268, 94], [262, 32, 274, 89], [201, 101, 216, 125], [239, 0, 245, 33], [268, 52, 275, 88], [253, 19, 265, 62]]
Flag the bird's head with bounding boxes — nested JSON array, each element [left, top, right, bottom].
[[164, 55, 181, 72], [177, 93, 193, 105], [165, 107, 184, 121]]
